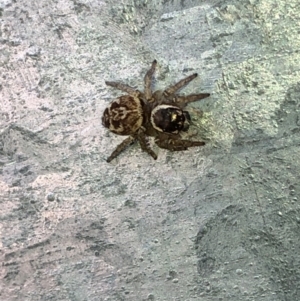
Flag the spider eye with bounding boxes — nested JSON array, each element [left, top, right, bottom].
[[171, 112, 178, 122]]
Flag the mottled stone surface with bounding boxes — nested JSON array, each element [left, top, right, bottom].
[[1, 0, 300, 300]]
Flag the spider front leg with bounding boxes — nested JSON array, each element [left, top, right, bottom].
[[144, 59, 157, 101], [106, 136, 135, 162], [163, 73, 198, 97], [174, 93, 210, 105], [163, 73, 210, 105], [155, 135, 205, 151]]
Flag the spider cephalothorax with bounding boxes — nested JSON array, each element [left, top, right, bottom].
[[150, 104, 190, 134], [102, 60, 210, 162]]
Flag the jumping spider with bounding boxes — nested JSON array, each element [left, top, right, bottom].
[[102, 60, 210, 162]]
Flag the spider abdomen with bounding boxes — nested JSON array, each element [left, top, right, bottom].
[[102, 95, 144, 135]]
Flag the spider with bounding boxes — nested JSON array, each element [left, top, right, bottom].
[[102, 60, 210, 162]]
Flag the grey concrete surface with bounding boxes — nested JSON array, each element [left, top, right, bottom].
[[0, 0, 300, 300]]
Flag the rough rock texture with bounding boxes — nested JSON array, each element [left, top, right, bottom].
[[1, 0, 300, 300]]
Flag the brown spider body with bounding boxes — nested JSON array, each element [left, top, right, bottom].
[[102, 60, 210, 162], [102, 95, 144, 135]]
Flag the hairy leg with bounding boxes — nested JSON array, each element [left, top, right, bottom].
[[174, 93, 210, 105], [144, 59, 157, 101], [105, 81, 142, 98], [136, 129, 157, 160], [155, 136, 205, 151], [163, 73, 198, 97], [106, 136, 135, 162]]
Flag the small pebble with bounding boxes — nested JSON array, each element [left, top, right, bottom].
[[47, 192, 55, 202]]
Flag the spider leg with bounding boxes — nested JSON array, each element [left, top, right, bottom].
[[136, 128, 157, 160], [155, 136, 205, 151], [144, 60, 157, 101], [163, 73, 198, 97], [105, 81, 142, 98], [173, 93, 210, 105], [106, 136, 135, 162]]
